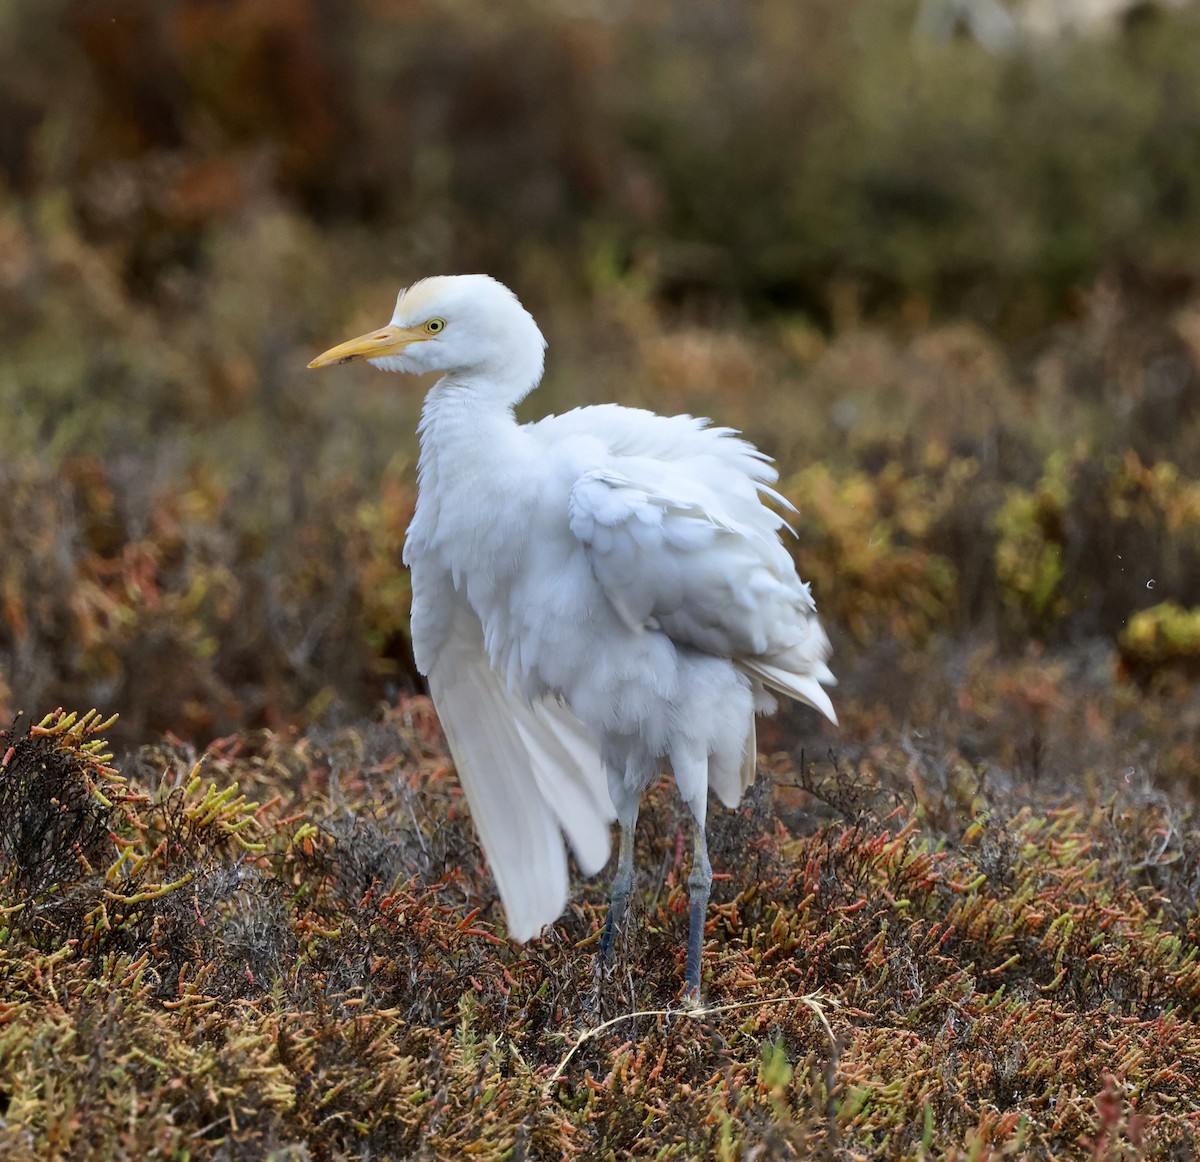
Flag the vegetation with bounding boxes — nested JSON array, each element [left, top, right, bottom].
[[3, 0, 1200, 1157], [3, 698, 1199, 1159]]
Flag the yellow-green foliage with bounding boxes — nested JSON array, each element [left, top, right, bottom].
[[1107, 450, 1200, 531], [1108, 459, 1200, 669], [1121, 601, 1200, 668], [994, 448, 1200, 637], [0, 710, 264, 955], [993, 450, 1074, 622], [786, 452, 964, 643]]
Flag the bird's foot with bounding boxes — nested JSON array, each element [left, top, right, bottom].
[[588, 892, 629, 1012]]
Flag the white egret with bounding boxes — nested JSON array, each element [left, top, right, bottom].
[[309, 275, 836, 995]]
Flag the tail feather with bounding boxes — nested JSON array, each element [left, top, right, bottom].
[[739, 658, 838, 726]]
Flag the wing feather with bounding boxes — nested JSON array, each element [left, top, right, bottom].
[[739, 658, 838, 725], [427, 598, 613, 942], [558, 412, 837, 724], [518, 699, 614, 876], [568, 466, 824, 660]]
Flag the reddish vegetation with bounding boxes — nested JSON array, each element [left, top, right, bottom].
[[1, 695, 1199, 1159]]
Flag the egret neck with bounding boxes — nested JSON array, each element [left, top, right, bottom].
[[411, 376, 538, 578]]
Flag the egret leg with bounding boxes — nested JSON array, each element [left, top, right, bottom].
[[599, 812, 638, 967], [684, 810, 713, 999]]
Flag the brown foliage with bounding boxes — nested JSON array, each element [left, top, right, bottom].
[[2, 695, 1200, 1159]]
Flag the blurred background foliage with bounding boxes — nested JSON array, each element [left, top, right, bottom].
[[4, 0, 1200, 744]]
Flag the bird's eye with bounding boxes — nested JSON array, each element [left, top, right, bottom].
[[425, 318, 446, 334]]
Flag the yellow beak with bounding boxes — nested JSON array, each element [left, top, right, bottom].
[[307, 323, 430, 369]]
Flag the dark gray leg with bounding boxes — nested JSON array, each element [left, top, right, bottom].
[[684, 814, 712, 998], [599, 813, 638, 968]]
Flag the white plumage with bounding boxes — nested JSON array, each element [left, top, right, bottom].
[[309, 275, 836, 993]]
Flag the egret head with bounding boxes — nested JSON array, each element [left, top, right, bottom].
[[308, 274, 547, 402]]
